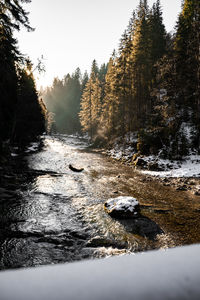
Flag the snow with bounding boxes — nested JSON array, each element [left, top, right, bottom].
[[142, 155, 200, 178], [166, 117, 175, 125], [11, 153, 18, 157], [107, 133, 137, 160], [124, 132, 138, 144], [179, 122, 196, 145], [106, 130, 200, 179], [159, 88, 167, 100], [106, 196, 139, 213], [108, 148, 124, 160], [25, 142, 40, 153]]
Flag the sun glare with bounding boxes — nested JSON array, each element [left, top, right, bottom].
[[15, 0, 182, 90]]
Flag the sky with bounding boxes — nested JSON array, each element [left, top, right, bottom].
[[15, 0, 182, 89]]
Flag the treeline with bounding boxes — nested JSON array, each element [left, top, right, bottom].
[[42, 69, 85, 133], [0, 0, 46, 154], [43, 0, 200, 159], [42, 63, 107, 134]]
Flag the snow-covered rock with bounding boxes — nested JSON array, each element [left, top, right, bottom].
[[104, 196, 140, 219]]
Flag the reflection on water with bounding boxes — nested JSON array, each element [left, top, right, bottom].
[[0, 134, 200, 270]]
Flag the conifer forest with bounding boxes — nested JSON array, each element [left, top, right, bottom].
[[43, 0, 200, 160]]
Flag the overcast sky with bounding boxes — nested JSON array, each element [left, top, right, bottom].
[[15, 0, 182, 88]]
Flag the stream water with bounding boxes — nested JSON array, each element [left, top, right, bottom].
[[0, 134, 200, 270]]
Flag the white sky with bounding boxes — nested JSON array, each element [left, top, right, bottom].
[[15, 0, 182, 89]]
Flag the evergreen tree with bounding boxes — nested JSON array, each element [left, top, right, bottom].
[[81, 71, 89, 93], [90, 59, 99, 81], [101, 55, 119, 138], [79, 61, 101, 138], [174, 0, 200, 150], [91, 77, 102, 135], [0, 21, 18, 141], [79, 78, 93, 138], [148, 0, 166, 65], [13, 60, 46, 143], [175, 0, 200, 113]]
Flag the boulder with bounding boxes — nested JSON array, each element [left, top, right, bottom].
[[104, 196, 140, 219]]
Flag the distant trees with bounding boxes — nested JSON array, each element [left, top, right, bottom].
[[42, 68, 84, 134], [0, 0, 46, 151], [79, 60, 107, 139], [43, 60, 108, 137]]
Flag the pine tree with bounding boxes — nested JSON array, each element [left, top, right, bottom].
[[81, 71, 89, 93], [101, 55, 119, 138], [90, 59, 99, 81], [12, 60, 46, 143], [148, 0, 166, 65], [0, 21, 18, 141], [79, 60, 104, 139], [79, 78, 93, 138], [91, 77, 102, 135], [131, 0, 151, 127]]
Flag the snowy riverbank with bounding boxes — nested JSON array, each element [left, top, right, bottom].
[[106, 134, 200, 178], [105, 136, 200, 195]]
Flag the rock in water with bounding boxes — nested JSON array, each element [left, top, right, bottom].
[[104, 196, 140, 219]]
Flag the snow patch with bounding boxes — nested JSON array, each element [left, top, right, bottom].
[[107, 132, 137, 160], [106, 196, 139, 213], [159, 88, 167, 100], [25, 142, 40, 153], [179, 122, 196, 145], [11, 153, 18, 157], [142, 155, 200, 178]]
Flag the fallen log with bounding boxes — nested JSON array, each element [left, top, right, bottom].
[[69, 164, 84, 173]]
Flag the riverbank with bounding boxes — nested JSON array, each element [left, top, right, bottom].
[[99, 139, 200, 196]]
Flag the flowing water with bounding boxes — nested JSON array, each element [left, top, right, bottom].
[[0, 134, 200, 270]]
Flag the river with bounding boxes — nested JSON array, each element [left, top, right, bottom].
[[0, 134, 200, 270]]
